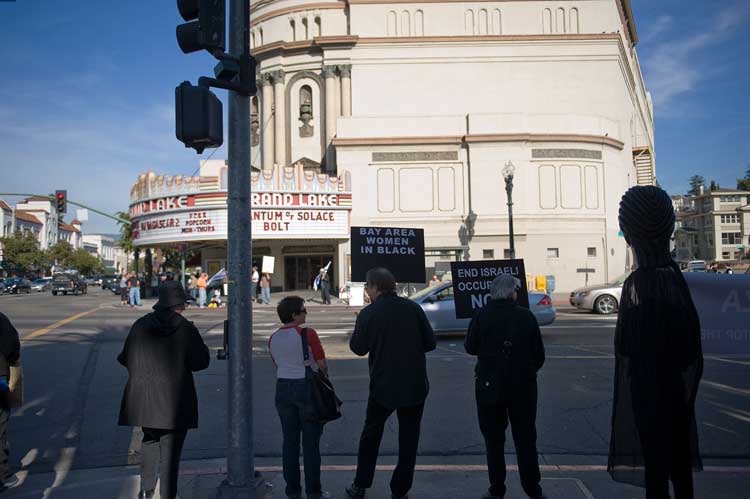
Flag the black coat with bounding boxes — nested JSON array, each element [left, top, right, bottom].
[[118, 310, 210, 430], [350, 292, 436, 409], [465, 299, 545, 405]]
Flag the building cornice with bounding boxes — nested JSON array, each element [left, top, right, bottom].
[[251, 2, 345, 27], [333, 133, 624, 150]]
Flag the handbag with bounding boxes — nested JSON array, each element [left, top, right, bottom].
[[300, 328, 342, 423]]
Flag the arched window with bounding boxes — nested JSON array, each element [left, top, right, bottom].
[[542, 8, 552, 34], [387, 10, 398, 36], [315, 16, 322, 37], [401, 10, 411, 36], [251, 31, 256, 48], [556, 7, 566, 33], [302, 17, 309, 39], [415, 10, 424, 36], [478, 9, 488, 35], [251, 96, 260, 146], [465, 10, 475, 35], [570, 8, 580, 34], [259, 28, 264, 45], [298, 85, 314, 137], [492, 9, 501, 35], [290, 19, 296, 41]]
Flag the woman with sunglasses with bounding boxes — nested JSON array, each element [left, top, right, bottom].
[[269, 296, 330, 499]]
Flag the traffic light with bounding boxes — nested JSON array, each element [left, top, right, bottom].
[[176, 0, 226, 55], [55, 190, 67, 214], [175, 81, 223, 153]]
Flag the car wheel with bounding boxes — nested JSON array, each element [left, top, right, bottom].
[[594, 294, 618, 315]]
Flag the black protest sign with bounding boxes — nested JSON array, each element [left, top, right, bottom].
[[350, 226, 426, 283], [450, 259, 529, 319]]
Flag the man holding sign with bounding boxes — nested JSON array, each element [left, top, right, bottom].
[[464, 274, 547, 499]]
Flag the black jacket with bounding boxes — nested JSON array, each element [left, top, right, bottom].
[[350, 292, 436, 409], [465, 299, 545, 404], [0, 312, 21, 378], [118, 310, 210, 429]]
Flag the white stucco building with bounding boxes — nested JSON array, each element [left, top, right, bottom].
[[14, 196, 59, 251], [82, 234, 129, 273], [245, 0, 654, 291]]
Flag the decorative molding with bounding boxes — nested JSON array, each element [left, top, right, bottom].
[[270, 69, 285, 84], [322, 65, 338, 78], [250, 36, 357, 57], [338, 64, 352, 78], [259, 72, 274, 85], [334, 133, 624, 150], [373, 151, 458, 162], [250, 3, 345, 27], [532, 149, 602, 160], [284, 71, 327, 167], [356, 33, 622, 44]]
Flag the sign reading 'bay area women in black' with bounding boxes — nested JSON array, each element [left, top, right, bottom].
[[350, 226, 426, 283], [450, 259, 529, 319]]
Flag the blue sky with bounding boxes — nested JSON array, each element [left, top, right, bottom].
[[0, 0, 748, 234]]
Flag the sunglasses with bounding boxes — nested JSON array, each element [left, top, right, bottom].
[[298, 308, 308, 314]]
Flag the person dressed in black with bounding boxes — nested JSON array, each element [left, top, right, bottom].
[[346, 268, 436, 499], [118, 281, 210, 499], [465, 274, 546, 499], [319, 269, 332, 305], [608, 186, 703, 499], [0, 312, 20, 491]]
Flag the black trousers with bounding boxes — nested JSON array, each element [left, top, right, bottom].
[[477, 386, 542, 498], [354, 397, 425, 497], [320, 282, 331, 304], [140, 427, 187, 499]]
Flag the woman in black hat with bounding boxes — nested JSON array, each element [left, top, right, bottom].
[[608, 186, 703, 499], [118, 281, 210, 499]]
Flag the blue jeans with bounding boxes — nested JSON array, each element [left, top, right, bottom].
[[198, 288, 207, 307], [275, 379, 323, 498], [261, 286, 271, 304], [129, 287, 141, 306]]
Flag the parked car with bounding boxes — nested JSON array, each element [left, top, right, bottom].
[[4, 277, 32, 294], [31, 277, 53, 292], [687, 260, 707, 273], [569, 272, 630, 315], [51, 273, 88, 296], [410, 281, 555, 333]]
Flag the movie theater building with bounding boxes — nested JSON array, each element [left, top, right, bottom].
[[246, 0, 654, 292], [129, 160, 352, 291]]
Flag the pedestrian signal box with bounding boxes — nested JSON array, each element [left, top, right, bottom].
[[175, 81, 223, 154]]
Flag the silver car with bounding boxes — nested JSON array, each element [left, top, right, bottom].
[[569, 273, 630, 315], [411, 281, 556, 334]]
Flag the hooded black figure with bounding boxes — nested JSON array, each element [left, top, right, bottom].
[[608, 186, 703, 498]]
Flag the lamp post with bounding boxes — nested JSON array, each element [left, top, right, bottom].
[[502, 161, 516, 259]]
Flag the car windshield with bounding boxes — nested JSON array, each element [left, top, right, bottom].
[[410, 283, 447, 301], [608, 273, 630, 286], [33, 279, 45, 284]]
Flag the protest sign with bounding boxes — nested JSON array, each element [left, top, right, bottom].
[[350, 226, 426, 283], [450, 259, 529, 319]]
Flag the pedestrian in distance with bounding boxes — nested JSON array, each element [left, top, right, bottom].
[[319, 269, 332, 305], [197, 272, 208, 308], [608, 186, 703, 499], [269, 296, 331, 499], [129, 273, 142, 307], [0, 312, 20, 491], [428, 275, 440, 287], [346, 267, 436, 499], [117, 281, 210, 499], [120, 273, 130, 306], [188, 273, 198, 303], [725, 266, 733, 275], [465, 274, 547, 499], [261, 272, 272, 305], [251, 265, 259, 302]]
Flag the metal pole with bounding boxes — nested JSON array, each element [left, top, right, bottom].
[[505, 175, 515, 259], [218, 0, 255, 496]]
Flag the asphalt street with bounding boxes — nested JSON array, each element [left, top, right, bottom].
[[1, 288, 749, 493]]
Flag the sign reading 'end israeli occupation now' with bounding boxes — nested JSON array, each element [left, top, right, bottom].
[[350, 226, 426, 283], [450, 259, 529, 319]]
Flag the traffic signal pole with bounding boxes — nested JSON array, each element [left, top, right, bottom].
[[217, 0, 256, 496]]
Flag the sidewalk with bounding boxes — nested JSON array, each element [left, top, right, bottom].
[[7, 455, 749, 498]]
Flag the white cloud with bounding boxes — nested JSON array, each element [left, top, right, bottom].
[[643, 3, 750, 111], [641, 15, 674, 44]]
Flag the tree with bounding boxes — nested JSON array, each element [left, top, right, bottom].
[[67, 249, 104, 276], [0, 231, 46, 273], [116, 211, 133, 254], [709, 180, 718, 191], [46, 240, 73, 268], [688, 175, 705, 196], [738, 178, 750, 191]]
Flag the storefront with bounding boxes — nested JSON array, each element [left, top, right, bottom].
[[129, 160, 352, 292]]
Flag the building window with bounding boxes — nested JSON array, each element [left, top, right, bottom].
[[722, 251, 730, 260], [707, 234, 713, 247], [720, 195, 741, 203], [721, 232, 742, 244], [587, 247, 597, 257], [298, 85, 314, 137], [503, 249, 513, 259], [720, 214, 739, 224], [483, 249, 494, 259], [547, 248, 559, 258]]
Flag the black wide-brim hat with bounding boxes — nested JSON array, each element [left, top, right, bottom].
[[153, 280, 189, 311]]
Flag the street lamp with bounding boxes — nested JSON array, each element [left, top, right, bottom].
[[502, 161, 516, 259]]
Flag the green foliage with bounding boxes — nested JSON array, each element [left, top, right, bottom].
[[738, 178, 750, 191], [688, 175, 705, 196], [46, 240, 73, 266], [709, 180, 718, 191], [67, 249, 104, 276], [116, 211, 133, 254], [0, 231, 46, 271]]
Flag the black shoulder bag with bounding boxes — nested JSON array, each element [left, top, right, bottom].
[[300, 328, 342, 423]]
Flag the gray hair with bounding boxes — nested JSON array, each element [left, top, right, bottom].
[[490, 274, 521, 300]]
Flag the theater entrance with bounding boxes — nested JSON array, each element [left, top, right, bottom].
[[284, 255, 334, 291]]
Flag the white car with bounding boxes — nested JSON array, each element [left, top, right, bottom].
[[569, 273, 630, 315]]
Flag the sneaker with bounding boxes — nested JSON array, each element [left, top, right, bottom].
[[2, 475, 18, 488], [138, 491, 155, 499], [308, 492, 332, 499], [345, 483, 366, 499]]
